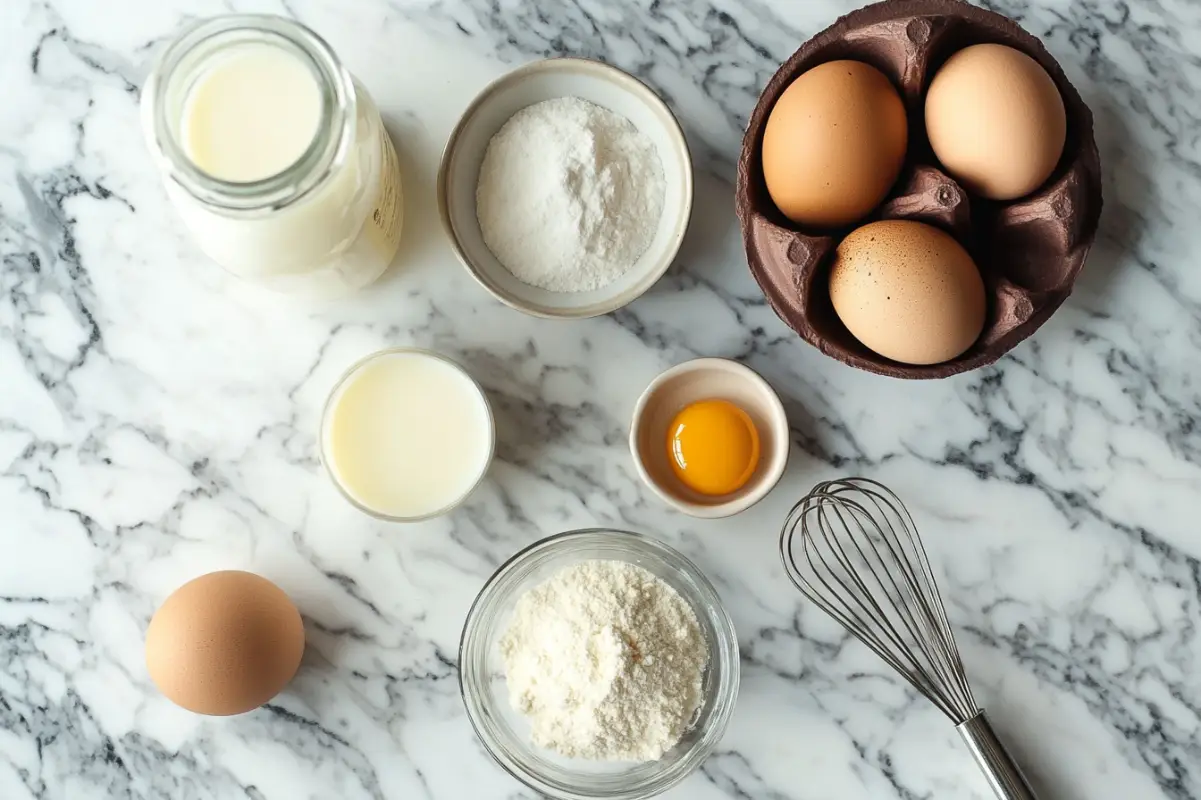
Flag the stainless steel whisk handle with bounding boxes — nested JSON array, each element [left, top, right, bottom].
[[957, 711, 1040, 800]]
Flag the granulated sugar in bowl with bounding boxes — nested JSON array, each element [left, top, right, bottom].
[[438, 57, 693, 319], [476, 97, 666, 294]]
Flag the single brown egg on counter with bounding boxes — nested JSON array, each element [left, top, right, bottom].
[[828, 220, 985, 365], [146, 570, 305, 716], [761, 60, 908, 228], [925, 44, 1067, 201]]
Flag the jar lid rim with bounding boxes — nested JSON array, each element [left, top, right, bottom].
[[142, 14, 355, 213]]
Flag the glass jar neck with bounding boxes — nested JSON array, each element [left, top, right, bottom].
[[143, 14, 355, 213]]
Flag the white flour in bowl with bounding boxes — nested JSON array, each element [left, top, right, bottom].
[[498, 560, 707, 762], [475, 97, 666, 293]]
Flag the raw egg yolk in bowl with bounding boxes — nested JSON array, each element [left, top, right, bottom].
[[667, 399, 761, 496]]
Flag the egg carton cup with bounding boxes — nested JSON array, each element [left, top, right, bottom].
[[736, 0, 1102, 379]]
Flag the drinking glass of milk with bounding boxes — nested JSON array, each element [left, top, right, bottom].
[[142, 15, 403, 293], [321, 349, 495, 521]]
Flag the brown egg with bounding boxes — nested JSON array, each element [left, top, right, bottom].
[[761, 60, 908, 228], [146, 571, 305, 716], [829, 220, 985, 365], [925, 44, 1067, 201]]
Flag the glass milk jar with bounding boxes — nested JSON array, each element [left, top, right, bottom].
[[142, 15, 403, 293]]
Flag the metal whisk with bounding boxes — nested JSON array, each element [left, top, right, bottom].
[[779, 478, 1039, 800]]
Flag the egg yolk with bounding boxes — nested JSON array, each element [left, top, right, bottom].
[[667, 399, 761, 496]]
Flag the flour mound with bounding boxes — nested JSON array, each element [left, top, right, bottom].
[[498, 560, 707, 761]]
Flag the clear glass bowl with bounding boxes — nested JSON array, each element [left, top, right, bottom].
[[459, 529, 740, 800]]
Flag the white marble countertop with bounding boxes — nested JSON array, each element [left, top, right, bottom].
[[2, 0, 1199, 798]]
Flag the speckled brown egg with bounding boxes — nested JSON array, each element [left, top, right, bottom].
[[925, 44, 1067, 201], [145, 570, 305, 716], [761, 60, 908, 228], [828, 220, 985, 365]]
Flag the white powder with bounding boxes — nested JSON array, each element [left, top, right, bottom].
[[498, 560, 707, 762], [475, 97, 666, 293]]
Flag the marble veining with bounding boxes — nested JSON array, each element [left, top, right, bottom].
[[2, 0, 1201, 798]]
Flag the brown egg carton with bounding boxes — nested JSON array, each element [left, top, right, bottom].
[[735, 0, 1102, 379]]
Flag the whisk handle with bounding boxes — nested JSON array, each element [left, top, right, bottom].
[[957, 712, 1039, 800]]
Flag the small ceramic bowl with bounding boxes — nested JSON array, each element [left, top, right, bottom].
[[438, 57, 693, 319], [630, 358, 790, 518]]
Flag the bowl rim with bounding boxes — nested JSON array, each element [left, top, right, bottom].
[[318, 347, 496, 522], [629, 358, 791, 519], [436, 56, 694, 319], [458, 527, 740, 799]]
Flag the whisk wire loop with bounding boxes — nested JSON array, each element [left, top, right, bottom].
[[799, 498, 957, 719], [780, 478, 978, 723], [780, 477, 1041, 800]]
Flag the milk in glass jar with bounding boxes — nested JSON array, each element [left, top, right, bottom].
[[142, 15, 403, 293]]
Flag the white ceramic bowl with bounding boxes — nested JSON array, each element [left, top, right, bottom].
[[438, 57, 693, 318], [630, 358, 790, 519]]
